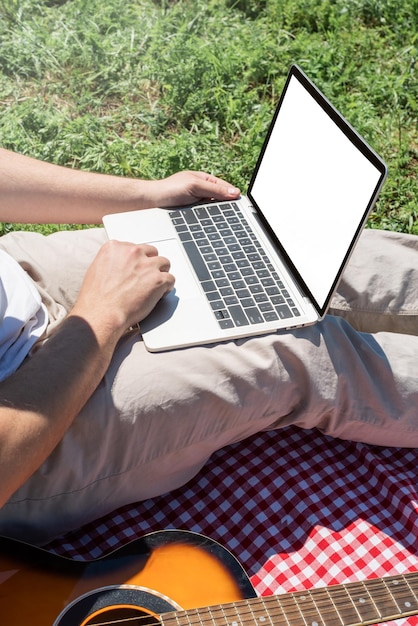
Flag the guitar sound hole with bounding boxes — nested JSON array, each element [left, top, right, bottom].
[[81, 604, 160, 626]]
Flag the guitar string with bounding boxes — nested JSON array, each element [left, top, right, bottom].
[[80, 618, 153, 626], [197, 585, 416, 623], [104, 586, 418, 626], [83, 594, 417, 626], [67, 574, 418, 626]]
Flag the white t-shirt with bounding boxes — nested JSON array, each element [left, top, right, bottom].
[[0, 249, 48, 382]]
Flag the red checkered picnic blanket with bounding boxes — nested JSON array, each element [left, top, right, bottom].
[[46, 426, 418, 626]]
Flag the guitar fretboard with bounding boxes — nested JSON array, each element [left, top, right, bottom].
[[162, 572, 418, 626]]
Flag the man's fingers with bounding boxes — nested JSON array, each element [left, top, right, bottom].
[[140, 243, 159, 257], [191, 173, 240, 199], [139, 244, 171, 273]]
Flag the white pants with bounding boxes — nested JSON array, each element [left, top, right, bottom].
[[0, 227, 417, 544]]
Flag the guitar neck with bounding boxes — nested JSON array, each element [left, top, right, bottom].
[[167, 572, 418, 626]]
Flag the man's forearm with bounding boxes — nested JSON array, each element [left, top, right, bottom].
[[0, 148, 152, 224], [0, 314, 119, 507]]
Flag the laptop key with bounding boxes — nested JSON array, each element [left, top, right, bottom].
[[246, 308, 264, 324], [206, 291, 222, 302], [276, 304, 293, 319], [201, 280, 217, 292], [215, 309, 231, 320], [178, 231, 193, 242], [254, 293, 269, 303], [183, 210, 198, 225], [208, 261, 221, 271], [195, 206, 209, 219], [264, 311, 279, 321], [193, 231, 207, 240], [219, 318, 235, 329], [245, 275, 259, 285], [228, 305, 249, 326], [183, 241, 211, 281], [231, 279, 246, 290]]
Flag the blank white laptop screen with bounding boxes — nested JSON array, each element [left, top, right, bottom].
[[250, 74, 383, 311]]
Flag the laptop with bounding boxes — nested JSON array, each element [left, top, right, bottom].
[[103, 64, 387, 352]]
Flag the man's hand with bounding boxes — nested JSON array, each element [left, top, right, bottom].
[[147, 171, 241, 208], [72, 240, 175, 338]]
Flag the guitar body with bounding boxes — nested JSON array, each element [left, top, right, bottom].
[[3, 529, 418, 626], [0, 529, 256, 626]]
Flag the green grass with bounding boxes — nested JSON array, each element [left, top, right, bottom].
[[0, 0, 417, 235]]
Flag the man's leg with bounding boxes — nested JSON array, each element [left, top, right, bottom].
[[329, 228, 418, 335], [0, 228, 416, 543]]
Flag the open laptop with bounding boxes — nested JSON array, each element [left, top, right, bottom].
[[103, 64, 387, 352]]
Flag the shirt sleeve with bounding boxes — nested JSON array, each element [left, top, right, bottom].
[[0, 249, 48, 382]]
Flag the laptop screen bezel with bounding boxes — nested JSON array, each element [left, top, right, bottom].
[[247, 64, 387, 319]]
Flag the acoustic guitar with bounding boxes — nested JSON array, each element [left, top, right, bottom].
[[1, 529, 418, 625]]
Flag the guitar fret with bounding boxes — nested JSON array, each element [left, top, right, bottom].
[[307, 587, 344, 626], [362, 577, 402, 620], [293, 590, 326, 626], [212, 597, 293, 626], [217, 599, 256, 626], [247, 597, 280, 626], [321, 585, 362, 626], [161, 612, 186, 626], [384, 575, 418, 615], [339, 581, 381, 624], [219, 601, 242, 626], [284, 591, 326, 626], [275, 594, 305, 626], [168, 607, 215, 626], [163, 611, 194, 626], [404, 571, 418, 597], [262, 596, 294, 626], [209, 598, 274, 626], [218, 602, 240, 626], [183, 609, 194, 626], [207, 605, 218, 625]]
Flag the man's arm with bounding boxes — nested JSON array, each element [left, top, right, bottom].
[[0, 148, 240, 224], [0, 239, 174, 507]]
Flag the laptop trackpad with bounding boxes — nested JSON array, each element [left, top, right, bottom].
[[139, 238, 202, 333], [150, 238, 201, 300]]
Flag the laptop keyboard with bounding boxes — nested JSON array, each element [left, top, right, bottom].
[[169, 202, 300, 329]]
